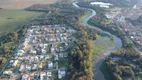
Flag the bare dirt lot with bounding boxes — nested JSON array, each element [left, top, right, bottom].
[[0, 0, 57, 9]]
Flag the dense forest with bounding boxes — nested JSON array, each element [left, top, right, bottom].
[[68, 27, 96, 80], [105, 47, 142, 80], [26, 3, 85, 25]]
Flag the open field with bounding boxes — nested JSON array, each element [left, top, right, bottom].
[[0, 0, 57, 9], [0, 9, 42, 34], [79, 11, 92, 24]]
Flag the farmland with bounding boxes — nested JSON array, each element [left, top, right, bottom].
[[0, 9, 42, 34], [0, 0, 57, 9], [0, 0, 58, 35]]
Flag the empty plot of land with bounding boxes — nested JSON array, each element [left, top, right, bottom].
[[0, 9, 42, 34], [0, 0, 57, 9]]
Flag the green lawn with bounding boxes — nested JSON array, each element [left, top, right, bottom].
[[97, 34, 115, 47], [79, 11, 92, 24], [94, 44, 107, 55], [0, 9, 42, 34], [108, 39, 115, 47]]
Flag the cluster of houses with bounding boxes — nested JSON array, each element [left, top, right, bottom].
[[113, 7, 142, 52], [124, 25, 142, 45], [122, 6, 142, 20], [20, 70, 65, 80], [2, 25, 76, 80]]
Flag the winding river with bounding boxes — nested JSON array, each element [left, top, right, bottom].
[[73, 2, 122, 80]]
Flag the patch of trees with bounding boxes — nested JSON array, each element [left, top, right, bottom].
[[68, 28, 95, 80], [105, 47, 142, 80], [25, 4, 57, 12], [26, 3, 85, 25], [0, 25, 28, 57], [0, 58, 7, 69]]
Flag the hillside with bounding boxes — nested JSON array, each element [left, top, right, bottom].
[[0, 0, 57, 9]]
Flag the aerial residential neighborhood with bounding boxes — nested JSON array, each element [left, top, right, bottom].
[[113, 6, 142, 51], [1, 0, 142, 80], [105, 5, 142, 51], [1, 25, 76, 80]]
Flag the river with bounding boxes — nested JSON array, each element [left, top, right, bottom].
[[73, 2, 122, 80]]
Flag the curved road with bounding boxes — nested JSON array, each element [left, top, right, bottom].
[[73, 2, 122, 80]]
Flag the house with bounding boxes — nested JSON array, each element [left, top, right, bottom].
[[16, 49, 25, 56], [34, 72, 40, 80], [40, 55, 44, 61], [59, 47, 64, 52], [30, 49, 37, 54], [39, 63, 43, 69], [3, 70, 13, 76], [26, 65, 31, 71], [27, 73, 34, 80], [22, 74, 28, 80], [55, 47, 60, 53], [30, 57, 34, 63], [10, 60, 14, 64], [48, 61, 53, 69], [51, 48, 55, 53], [40, 72, 46, 80], [44, 44, 48, 48], [54, 54, 59, 61], [58, 70, 66, 79], [34, 56, 39, 62], [59, 54, 64, 58], [55, 62, 58, 69], [47, 72, 52, 77], [19, 64, 25, 72], [41, 49, 46, 54], [12, 60, 19, 67], [44, 55, 49, 60], [32, 64, 38, 70]]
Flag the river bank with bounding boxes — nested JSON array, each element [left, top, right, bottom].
[[73, 2, 122, 80]]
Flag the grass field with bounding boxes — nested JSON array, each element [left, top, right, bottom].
[[94, 44, 107, 55], [0, 9, 42, 34], [79, 11, 92, 24], [0, 0, 57, 9]]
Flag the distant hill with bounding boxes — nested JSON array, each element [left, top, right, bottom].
[[0, 0, 57, 9]]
